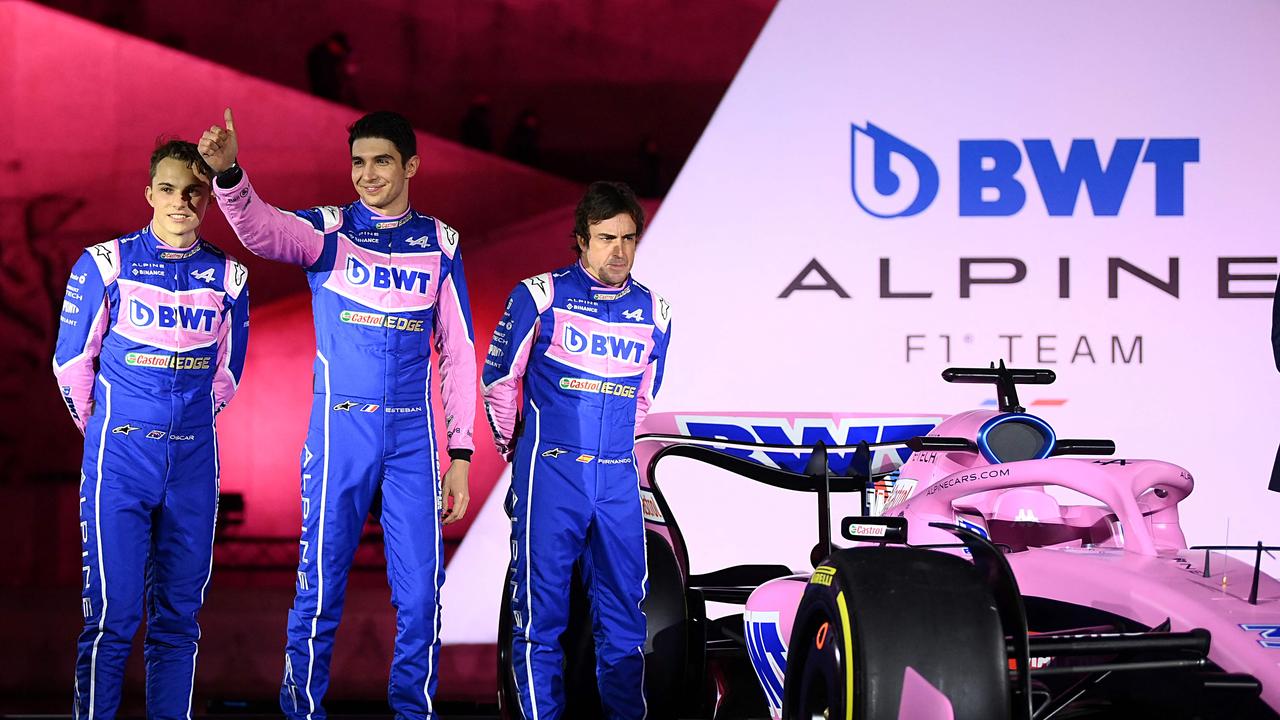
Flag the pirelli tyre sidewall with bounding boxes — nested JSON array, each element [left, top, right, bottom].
[[782, 547, 1011, 720]]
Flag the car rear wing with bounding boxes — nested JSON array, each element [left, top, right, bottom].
[[634, 433, 908, 490]]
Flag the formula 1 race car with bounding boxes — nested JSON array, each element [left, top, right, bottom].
[[497, 364, 1280, 719]]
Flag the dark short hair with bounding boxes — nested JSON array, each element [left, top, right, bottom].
[[571, 181, 645, 257], [348, 111, 417, 164], [149, 139, 212, 181]]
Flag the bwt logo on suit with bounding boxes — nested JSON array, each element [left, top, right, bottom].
[[850, 122, 1199, 218]]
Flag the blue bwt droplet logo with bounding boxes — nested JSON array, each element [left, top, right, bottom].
[[346, 257, 371, 285], [129, 297, 155, 326], [564, 325, 589, 353], [850, 122, 939, 218]]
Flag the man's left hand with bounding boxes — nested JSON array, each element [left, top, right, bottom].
[[441, 459, 471, 525]]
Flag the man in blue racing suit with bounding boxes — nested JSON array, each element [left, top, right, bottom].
[[482, 181, 673, 719], [53, 140, 250, 718], [199, 109, 476, 719]]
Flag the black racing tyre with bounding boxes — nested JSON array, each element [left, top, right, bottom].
[[498, 531, 689, 720], [640, 529, 688, 719], [782, 547, 1010, 720], [497, 565, 522, 720]]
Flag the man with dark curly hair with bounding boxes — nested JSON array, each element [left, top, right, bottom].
[[483, 181, 673, 719]]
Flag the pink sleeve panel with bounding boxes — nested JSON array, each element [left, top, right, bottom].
[[481, 321, 538, 454], [481, 275, 552, 455], [634, 360, 658, 431], [52, 243, 118, 434], [52, 303, 108, 434], [434, 272, 477, 452], [212, 257, 250, 414], [213, 170, 331, 267]]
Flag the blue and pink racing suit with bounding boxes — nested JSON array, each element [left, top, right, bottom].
[[482, 261, 672, 720], [53, 227, 250, 719], [213, 167, 476, 720]]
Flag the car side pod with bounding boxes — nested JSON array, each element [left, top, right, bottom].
[[930, 523, 1221, 720], [1190, 542, 1280, 605]]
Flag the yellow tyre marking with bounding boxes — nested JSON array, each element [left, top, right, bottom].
[[836, 590, 854, 720]]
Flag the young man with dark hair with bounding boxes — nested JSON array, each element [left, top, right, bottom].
[[483, 181, 673, 719], [54, 139, 250, 717], [198, 109, 475, 719]]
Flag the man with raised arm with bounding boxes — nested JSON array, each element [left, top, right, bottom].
[[54, 139, 250, 717], [198, 109, 476, 719], [482, 181, 673, 719]]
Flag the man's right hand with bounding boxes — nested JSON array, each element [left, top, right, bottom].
[[198, 108, 239, 174]]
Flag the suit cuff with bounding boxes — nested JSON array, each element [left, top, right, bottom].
[[214, 163, 244, 189]]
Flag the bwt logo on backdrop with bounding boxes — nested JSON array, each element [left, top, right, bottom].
[[850, 123, 1199, 218]]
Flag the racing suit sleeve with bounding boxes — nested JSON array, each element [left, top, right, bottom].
[[433, 223, 477, 460], [481, 284, 541, 456], [52, 251, 110, 434], [213, 166, 336, 267], [213, 259, 250, 415], [635, 294, 673, 431]]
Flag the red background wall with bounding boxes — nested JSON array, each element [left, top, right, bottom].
[[34, 0, 775, 186], [0, 1, 702, 706]]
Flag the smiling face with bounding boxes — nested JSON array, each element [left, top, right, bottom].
[[145, 157, 210, 247], [577, 212, 638, 287], [351, 137, 419, 215]]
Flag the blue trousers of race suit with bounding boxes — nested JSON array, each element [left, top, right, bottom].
[[75, 411, 219, 720], [507, 431, 649, 720], [281, 394, 445, 720]]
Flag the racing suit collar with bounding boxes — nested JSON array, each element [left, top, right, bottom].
[[352, 200, 414, 230], [573, 260, 633, 299], [143, 225, 204, 261]]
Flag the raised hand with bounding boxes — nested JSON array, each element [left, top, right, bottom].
[[198, 108, 239, 174]]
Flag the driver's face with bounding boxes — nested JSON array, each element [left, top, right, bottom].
[[351, 137, 418, 213], [576, 213, 637, 287], [145, 157, 210, 244]]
